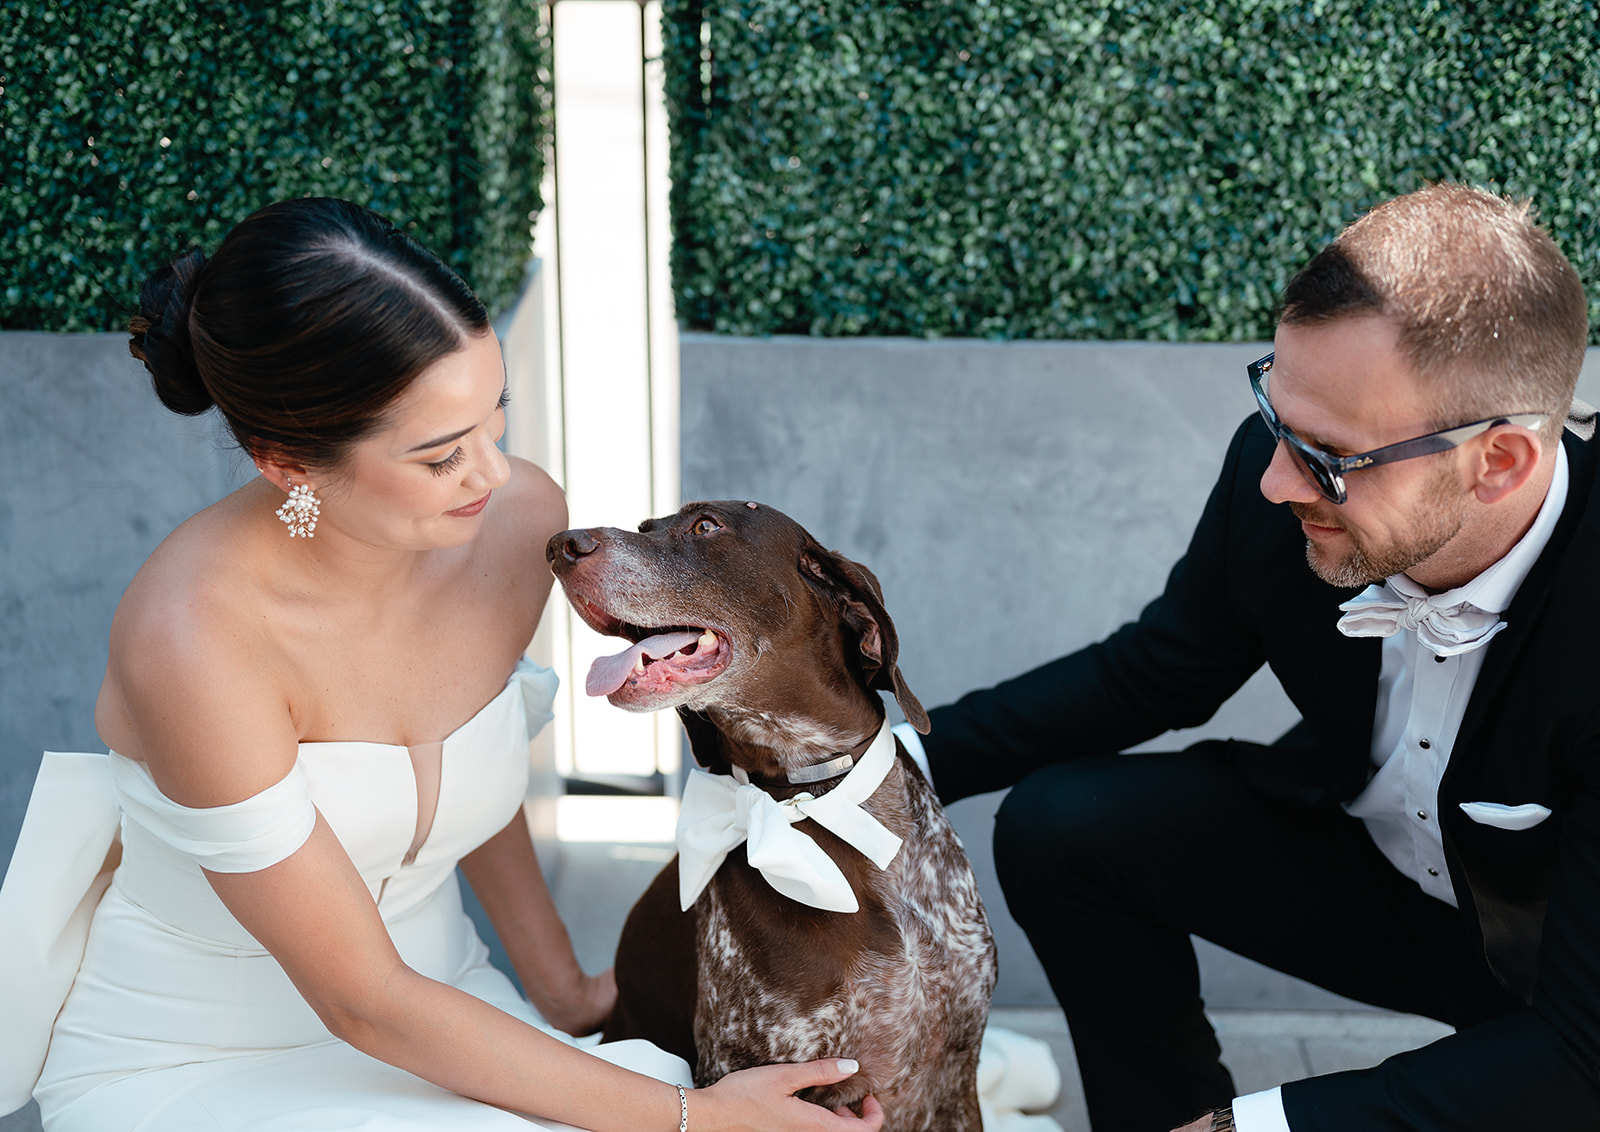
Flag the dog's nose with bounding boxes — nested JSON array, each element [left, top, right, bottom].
[[547, 528, 601, 566]]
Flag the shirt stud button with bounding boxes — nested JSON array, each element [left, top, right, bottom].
[[1435, 654, 1447, 663], [1417, 810, 1429, 821], [1428, 868, 1440, 876], [1419, 739, 1432, 750]]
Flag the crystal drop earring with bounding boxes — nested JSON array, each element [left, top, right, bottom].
[[275, 477, 322, 538]]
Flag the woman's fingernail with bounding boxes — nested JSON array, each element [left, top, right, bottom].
[[837, 1058, 859, 1074]]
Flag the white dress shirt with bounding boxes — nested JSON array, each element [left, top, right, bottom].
[[1235, 444, 1569, 1131], [1341, 444, 1568, 906]]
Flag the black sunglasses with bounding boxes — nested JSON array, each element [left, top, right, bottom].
[[1248, 352, 1546, 505]]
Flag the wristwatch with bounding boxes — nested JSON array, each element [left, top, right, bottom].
[[1209, 1107, 1235, 1131]]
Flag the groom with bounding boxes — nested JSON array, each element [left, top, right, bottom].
[[901, 184, 1600, 1131]]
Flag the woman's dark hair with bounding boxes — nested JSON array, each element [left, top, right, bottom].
[[128, 198, 490, 469]]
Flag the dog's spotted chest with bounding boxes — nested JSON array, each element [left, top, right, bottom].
[[693, 751, 996, 1130]]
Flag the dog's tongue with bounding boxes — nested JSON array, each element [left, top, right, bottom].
[[587, 630, 703, 697]]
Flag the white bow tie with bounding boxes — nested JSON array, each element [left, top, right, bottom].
[[675, 723, 903, 914], [1336, 576, 1507, 657]]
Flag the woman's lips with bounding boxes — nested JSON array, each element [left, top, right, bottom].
[[448, 492, 492, 518]]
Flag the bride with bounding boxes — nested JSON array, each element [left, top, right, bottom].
[[3, 198, 882, 1132]]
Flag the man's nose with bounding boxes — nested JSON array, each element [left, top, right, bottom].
[[1260, 440, 1321, 506]]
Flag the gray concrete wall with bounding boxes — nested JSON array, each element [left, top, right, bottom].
[[679, 333, 1600, 1010], [0, 332, 248, 882]]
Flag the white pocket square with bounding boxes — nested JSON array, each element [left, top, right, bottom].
[[1458, 801, 1553, 831]]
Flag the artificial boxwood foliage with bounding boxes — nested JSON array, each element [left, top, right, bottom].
[[663, 0, 1600, 341], [2, 0, 546, 332]]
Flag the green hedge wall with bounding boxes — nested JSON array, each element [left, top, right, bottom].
[[2, 1, 547, 332], [663, 0, 1600, 341]]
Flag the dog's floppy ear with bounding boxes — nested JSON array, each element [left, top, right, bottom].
[[799, 546, 930, 734]]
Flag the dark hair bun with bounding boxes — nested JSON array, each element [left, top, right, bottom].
[[126, 199, 489, 467], [128, 247, 213, 416]]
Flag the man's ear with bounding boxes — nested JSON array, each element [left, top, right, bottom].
[[1471, 427, 1544, 505], [799, 545, 930, 734]]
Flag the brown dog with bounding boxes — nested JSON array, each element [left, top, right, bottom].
[[547, 501, 996, 1131]]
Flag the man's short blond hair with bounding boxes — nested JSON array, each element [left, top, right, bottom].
[[1279, 183, 1588, 441]]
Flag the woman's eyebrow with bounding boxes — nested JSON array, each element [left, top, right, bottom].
[[406, 378, 509, 453], [407, 426, 472, 454]]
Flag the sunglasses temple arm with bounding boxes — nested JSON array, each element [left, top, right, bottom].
[[1345, 417, 1533, 473]]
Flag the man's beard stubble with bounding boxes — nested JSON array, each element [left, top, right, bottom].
[[1293, 462, 1469, 588]]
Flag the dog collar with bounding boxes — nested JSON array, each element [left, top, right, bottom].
[[783, 722, 886, 785], [787, 750, 856, 785]]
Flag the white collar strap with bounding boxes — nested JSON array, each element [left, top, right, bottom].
[[675, 721, 902, 913]]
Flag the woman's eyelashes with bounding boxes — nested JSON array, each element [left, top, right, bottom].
[[427, 390, 507, 474], [427, 448, 467, 475]]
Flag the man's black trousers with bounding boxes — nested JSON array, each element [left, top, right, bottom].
[[992, 744, 1521, 1132]]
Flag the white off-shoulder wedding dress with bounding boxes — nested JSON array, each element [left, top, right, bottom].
[[3, 659, 690, 1131]]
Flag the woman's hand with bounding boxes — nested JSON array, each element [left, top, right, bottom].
[[538, 966, 618, 1038], [698, 1059, 885, 1131]]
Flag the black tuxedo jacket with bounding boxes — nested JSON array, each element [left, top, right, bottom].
[[925, 415, 1600, 1129]]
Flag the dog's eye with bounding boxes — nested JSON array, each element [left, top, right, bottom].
[[691, 517, 722, 536]]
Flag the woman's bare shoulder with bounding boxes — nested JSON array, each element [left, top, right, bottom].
[[113, 487, 278, 635], [478, 457, 568, 563], [98, 487, 299, 801], [500, 456, 568, 532]]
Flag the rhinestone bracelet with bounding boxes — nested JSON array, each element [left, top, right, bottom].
[[676, 1084, 688, 1132]]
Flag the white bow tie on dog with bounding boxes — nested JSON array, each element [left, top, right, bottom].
[[1336, 574, 1507, 657], [676, 722, 903, 913]]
